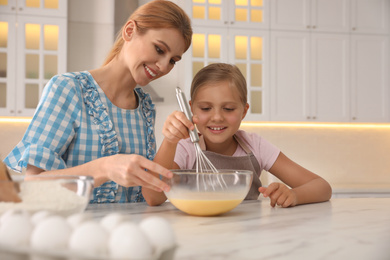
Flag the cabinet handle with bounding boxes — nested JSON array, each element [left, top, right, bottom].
[[230, 21, 234, 25], [312, 116, 316, 120], [307, 116, 311, 119], [352, 117, 357, 120], [312, 25, 316, 29], [307, 25, 311, 29], [10, 110, 14, 113], [17, 110, 22, 114], [19, 7, 23, 11], [224, 21, 228, 25], [11, 6, 16, 10], [352, 27, 356, 31]]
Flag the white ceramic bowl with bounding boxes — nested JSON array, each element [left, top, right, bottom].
[[164, 170, 253, 216], [0, 175, 94, 216]]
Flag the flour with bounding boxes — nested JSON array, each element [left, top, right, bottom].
[[0, 181, 88, 216]]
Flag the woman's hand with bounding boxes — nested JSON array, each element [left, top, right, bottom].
[[26, 154, 173, 193], [162, 111, 194, 144], [97, 154, 172, 192], [259, 182, 298, 208]]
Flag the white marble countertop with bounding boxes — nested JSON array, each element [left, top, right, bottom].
[[86, 197, 390, 260]]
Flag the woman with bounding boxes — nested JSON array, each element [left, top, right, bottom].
[[4, 0, 192, 203]]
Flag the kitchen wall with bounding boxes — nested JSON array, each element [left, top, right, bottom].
[[2, 121, 390, 192], [1, 0, 389, 193]]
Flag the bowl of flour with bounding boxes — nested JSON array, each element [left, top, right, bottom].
[[0, 175, 94, 216]]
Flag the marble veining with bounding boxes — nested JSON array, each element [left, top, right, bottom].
[[86, 198, 390, 260]]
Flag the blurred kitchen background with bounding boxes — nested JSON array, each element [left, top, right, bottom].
[[0, 0, 389, 197]]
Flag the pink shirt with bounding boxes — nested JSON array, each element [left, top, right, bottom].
[[174, 130, 281, 175]]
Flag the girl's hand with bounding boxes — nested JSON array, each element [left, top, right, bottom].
[[259, 182, 298, 208], [162, 111, 194, 144], [100, 154, 173, 192]]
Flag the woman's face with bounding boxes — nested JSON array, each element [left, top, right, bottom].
[[122, 22, 186, 86], [190, 81, 249, 149]]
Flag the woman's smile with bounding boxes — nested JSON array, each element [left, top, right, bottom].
[[144, 64, 157, 79]]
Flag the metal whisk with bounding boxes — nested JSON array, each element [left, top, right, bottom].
[[175, 87, 219, 174]]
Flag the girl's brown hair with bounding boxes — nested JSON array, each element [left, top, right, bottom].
[[190, 63, 248, 105], [103, 0, 192, 65]]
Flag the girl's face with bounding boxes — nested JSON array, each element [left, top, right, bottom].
[[190, 81, 249, 151], [122, 21, 186, 86]]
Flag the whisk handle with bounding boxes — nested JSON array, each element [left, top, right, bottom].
[[176, 87, 199, 143]]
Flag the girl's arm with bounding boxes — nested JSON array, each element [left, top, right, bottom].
[[142, 111, 193, 206], [142, 139, 181, 206], [259, 152, 332, 207]]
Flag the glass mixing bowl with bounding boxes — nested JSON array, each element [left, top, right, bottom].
[[164, 170, 253, 216], [0, 175, 94, 216]]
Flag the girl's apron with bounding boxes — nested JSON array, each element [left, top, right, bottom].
[[192, 134, 262, 200]]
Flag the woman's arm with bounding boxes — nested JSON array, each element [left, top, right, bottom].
[[26, 153, 173, 192], [259, 152, 332, 207]]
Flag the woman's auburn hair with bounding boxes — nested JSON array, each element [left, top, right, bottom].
[[103, 0, 192, 65]]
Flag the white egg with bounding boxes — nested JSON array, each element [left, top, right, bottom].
[[109, 222, 153, 259], [139, 216, 176, 251], [0, 214, 33, 246], [99, 212, 126, 232], [30, 215, 71, 250], [67, 212, 92, 229], [31, 210, 52, 226], [68, 220, 108, 257], [0, 209, 30, 226]]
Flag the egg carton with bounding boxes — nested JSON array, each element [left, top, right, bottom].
[[0, 244, 177, 260]]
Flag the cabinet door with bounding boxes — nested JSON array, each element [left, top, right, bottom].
[[18, 0, 67, 17], [271, 0, 350, 33], [311, 33, 350, 121], [184, 0, 228, 27], [350, 35, 389, 122], [187, 0, 269, 29], [15, 15, 67, 116], [0, 0, 67, 17], [183, 26, 229, 98], [227, 0, 269, 29], [270, 0, 310, 31], [0, 14, 16, 116], [229, 29, 269, 121], [351, 0, 390, 34], [0, 0, 16, 14], [311, 0, 350, 33], [270, 31, 310, 121]]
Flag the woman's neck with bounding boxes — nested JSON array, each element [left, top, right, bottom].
[[89, 60, 138, 110]]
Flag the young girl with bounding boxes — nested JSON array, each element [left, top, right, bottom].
[[143, 63, 332, 207], [4, 0, 192, 203]]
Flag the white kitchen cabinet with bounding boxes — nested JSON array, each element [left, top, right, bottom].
[[270, 31, 350, 122], [271, 31, 389, 122], [0, 0, 67, 17], [187, 0, 269, 29], [350, 0, 390, 35], [0, 0, 67, 117], [181, 0, 270, 121], [270, 0, 350, 33], [350, 35, 389, 122]]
